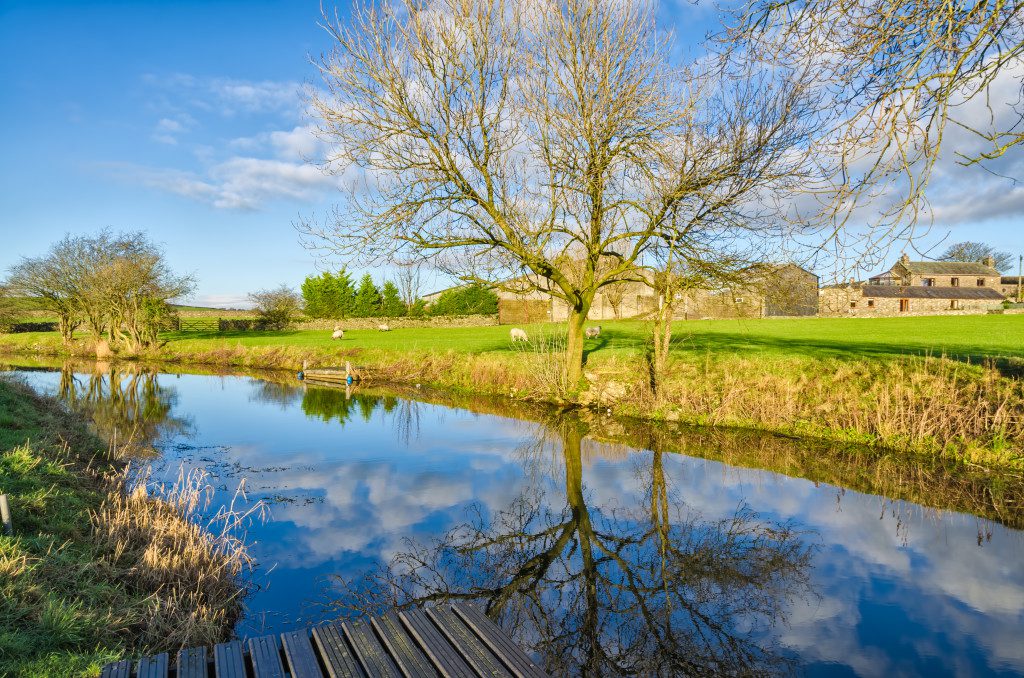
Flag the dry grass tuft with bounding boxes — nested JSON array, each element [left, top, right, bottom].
[[91, 467, 265, 650]]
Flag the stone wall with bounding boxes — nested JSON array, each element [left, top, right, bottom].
[[293, 315, 499, 330]]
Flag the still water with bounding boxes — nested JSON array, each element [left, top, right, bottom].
[[5, 362, 1024, 677]]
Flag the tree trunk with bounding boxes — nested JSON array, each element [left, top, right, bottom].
[[57, 312, 74, 344], [649, 293, 674, 395], [564, 305, 590, 386]]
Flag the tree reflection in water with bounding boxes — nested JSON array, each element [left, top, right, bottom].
[[297, 384, 421, 445], [331, 417, 815, 677], [57, 361, 191, 456]]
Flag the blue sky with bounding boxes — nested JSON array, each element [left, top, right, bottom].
[[1, 0, 1022, 307]]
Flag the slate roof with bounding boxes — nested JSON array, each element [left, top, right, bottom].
[[902, 261, 1000, 276], [861, 286, 1005, 300], [1002, 276, 1023, 284]]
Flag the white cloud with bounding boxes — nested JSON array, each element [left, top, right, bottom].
[[230, 124, 325, 162], [104, 157, 341, 211], [152, 113, 197, 145], [144, 72, 304, 117]]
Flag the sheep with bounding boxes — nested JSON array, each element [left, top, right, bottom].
[[510, 328, 529, 342], [377, 324, 391, 332], [331, 325, 345, 340], [585, 325, 602, 339]]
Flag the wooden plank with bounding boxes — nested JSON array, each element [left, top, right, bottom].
[[398, 609, 477, 678], [312, 624, 366, 678], [282, 629, 325, 678], [248, 633, 287, 678], [100, 659, 132, 678], [342, 620, 403, 678], [136, 652, 169, 678], [425, 606, 513, 678], [213, 640, 247, 678], [451, 603, 548, 678], [176, 646, 209, 678], [370, 611, 439, 678]]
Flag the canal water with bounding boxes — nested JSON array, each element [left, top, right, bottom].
[[4, 361, 1023, 677]]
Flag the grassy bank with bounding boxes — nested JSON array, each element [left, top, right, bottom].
[[1, 314, 1022, 470], [0, 379, 250, 677]]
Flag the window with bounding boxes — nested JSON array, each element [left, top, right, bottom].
[[950, 299, 962, 310], [850, 301, 858, 309], [734, 297, 744, 303], [922, 278, 935, 286], [977, 278, 986, 287], [899, 299, 910, 312], [951, 277, 959, 287], [867, 299, 875, 308]]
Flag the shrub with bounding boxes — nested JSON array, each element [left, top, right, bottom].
[[248, 285, 301, 330], [429, 284, 498, 316]]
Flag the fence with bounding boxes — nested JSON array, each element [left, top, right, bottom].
[[176, 317, 221, 332]]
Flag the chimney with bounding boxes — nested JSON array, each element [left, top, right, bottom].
[[899, 253, 910, 265], [983, 255, 995, 268]]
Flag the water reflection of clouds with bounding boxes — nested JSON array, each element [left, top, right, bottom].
[[9, 368, 1024, 675]]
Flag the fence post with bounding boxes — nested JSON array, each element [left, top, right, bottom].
[[0, 494, 12, 536]]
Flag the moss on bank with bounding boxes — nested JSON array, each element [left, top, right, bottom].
[[0, 379, 248, 677]]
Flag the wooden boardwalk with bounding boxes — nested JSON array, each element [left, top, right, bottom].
[[101, 602, 550, 678]]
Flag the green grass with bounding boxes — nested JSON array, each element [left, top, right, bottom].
[[0, 379, 124, 676], [6, 314, 1022, 363], [156, 314, 1024, 363]]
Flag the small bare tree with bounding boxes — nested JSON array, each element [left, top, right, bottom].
[[6, 235, 88, 342], [304, 0, 891, 383], [395, 263, 422, 313]]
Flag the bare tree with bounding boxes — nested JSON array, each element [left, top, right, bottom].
[[395, 263, 422, 313], [303, 0, 842, 383], [5, 237, 86, 342], [6, 231, 193, 349], [727, 0, 1024, 228], [939, 241, 1014, 271], [99, 234, 195, 351]]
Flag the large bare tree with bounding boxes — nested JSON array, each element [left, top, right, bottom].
[[303, 0, 840, 383]]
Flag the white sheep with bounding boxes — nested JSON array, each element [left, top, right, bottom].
[[585, 325, 602, 338], [377, 324, 391, 332], [331, 325, 345, 340], [510, 327, 529, 342]]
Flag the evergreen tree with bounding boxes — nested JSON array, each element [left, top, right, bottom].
[[332, 268, 356, 318], [380, 281, 407, 317], [407, 298, 427, 318], [301, 273, 331, 318], [353, 274, 382, 317]]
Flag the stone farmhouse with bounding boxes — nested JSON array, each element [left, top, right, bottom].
[[820, 254, 1007, 316]]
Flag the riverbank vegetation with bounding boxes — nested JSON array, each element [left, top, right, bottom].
[[0, 378, 251, 676], [2, 314, 1022, 470]]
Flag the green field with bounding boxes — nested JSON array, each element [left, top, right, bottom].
[[155, 314, 1024, 362]]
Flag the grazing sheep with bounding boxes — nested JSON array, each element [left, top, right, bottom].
[[377, 324, 391, 332], [331, 325, 345, 340], [510, 328, 529, 342], [585, 325, 602, 339]]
